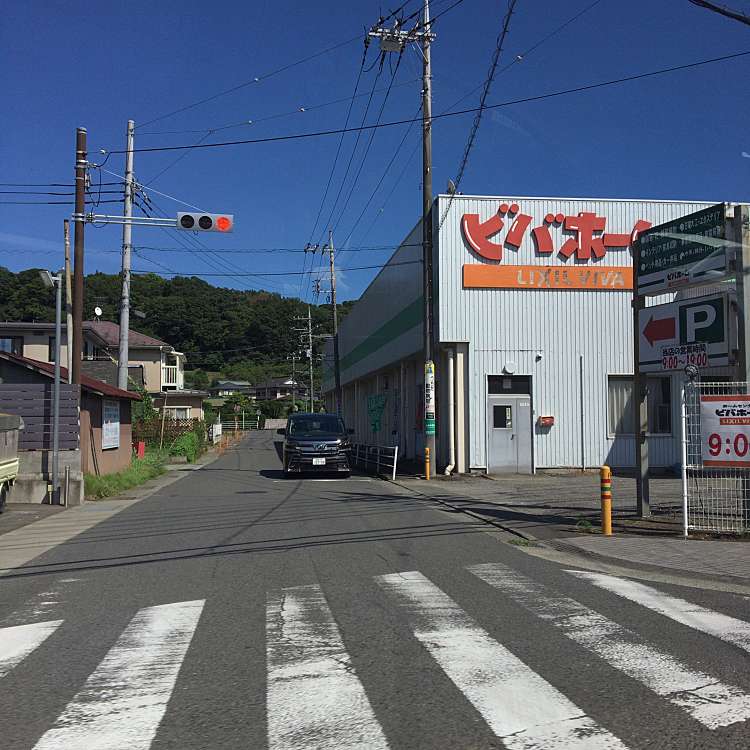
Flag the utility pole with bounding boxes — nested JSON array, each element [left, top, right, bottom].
[[328, 230, 342, 416], [287, 353, 300, 409], [307, 306, 314, 413], [72, 127, 87, 385], [368, 2, 436, 471], [421, 0, 436, 469], [63, 220, 73, 383], [118, 119, 135, 391]]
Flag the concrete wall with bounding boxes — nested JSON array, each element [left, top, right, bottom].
[[9, 449, 84, 506], [80, 392, 133, 476]]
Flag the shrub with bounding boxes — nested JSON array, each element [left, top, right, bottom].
[[85, 450, 166, 499], [169, 432, 200, 463]]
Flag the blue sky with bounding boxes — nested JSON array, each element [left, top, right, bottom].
[[2, 0, 749, 302]]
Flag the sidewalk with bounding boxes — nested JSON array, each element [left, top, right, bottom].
[[394, 472, 750, 583]]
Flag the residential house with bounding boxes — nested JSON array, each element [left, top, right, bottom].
[[209, 379, 254, 397], [0, 320, 207, 420], [0, 351, 141, 505], [254, 377, 307, 401]]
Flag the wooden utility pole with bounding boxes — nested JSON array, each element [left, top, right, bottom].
[[72, 127, 87, 385], [328, 230, 342, 416]]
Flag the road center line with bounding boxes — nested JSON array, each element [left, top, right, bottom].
[[376, 570, 628, 749]]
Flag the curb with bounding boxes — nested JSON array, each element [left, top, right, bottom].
[[546, 537, 750, 586], [391, 478, 540, 543]]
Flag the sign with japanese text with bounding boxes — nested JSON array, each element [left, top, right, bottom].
[[463, 264, 632, 290], [424, 360, 435, 436], [700, 395, 750, 467], [638, 293, 732, 373], [461, 201, 652, 292], [367, 394, 387, 433], [635, 203, 727, 296], [102, 399, 120, 450]]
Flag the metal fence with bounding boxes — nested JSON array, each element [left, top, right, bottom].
[[682, 381, 750, 534], [350, 443, 399, 481]]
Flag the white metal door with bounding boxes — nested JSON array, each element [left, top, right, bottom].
[[487, 395, 532, 474]]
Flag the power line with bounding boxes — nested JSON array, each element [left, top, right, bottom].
[[131, 259, 422, 277], [438, 0, 518, 232], [109, 49, 750, 155], [137, 77, 422, 136], [0, 182, 121, 187], [688, 0, 750, 26], [139, 33, 364, 128], [132, 242, 420, 253]]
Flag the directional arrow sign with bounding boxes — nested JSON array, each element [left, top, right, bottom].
[[638, 293, 732, 373], [642, 315, 676, 346]]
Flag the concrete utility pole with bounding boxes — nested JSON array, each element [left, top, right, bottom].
[[72, 127, 87, 385], [421, 0, 436, 468], [307, 306, 314, 413], [287, 353, 300, 409], [118, 119, 135, 391], [63, 220, 73, 383], [368, 2, 436, 469], [328, 230, 342, 416]]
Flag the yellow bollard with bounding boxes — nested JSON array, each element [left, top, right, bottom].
[[425, 446, 431, 481], [600, 465, 612, 536]]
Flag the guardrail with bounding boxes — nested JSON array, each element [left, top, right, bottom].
[[350, 443, 399, 481]]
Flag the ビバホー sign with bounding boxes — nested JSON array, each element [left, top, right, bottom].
[[638, 293, 732, 373], [635, 203, 728, 296], [700, 395, 750, 467]]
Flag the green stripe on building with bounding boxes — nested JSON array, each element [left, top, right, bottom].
[[339, 297, 423, 374]]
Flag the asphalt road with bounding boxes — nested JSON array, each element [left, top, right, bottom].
[[2, 432, 750, 749]]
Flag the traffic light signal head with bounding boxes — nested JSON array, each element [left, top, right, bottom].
[[177, 212, 234, 232]]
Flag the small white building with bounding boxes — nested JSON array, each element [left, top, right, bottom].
[[323, 194, 739, 473]]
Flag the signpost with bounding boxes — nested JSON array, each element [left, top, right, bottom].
[[633, 203, 734, 517], [637, 293, 733, 373], [636, 203, 727, 295]]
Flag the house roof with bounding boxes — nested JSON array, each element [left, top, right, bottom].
[[0, 320, 171, 350], [83, 320, 171, 349], [215, 380, 251, 387], [0, 352, 141, 401], [258, 377, 301, 387]]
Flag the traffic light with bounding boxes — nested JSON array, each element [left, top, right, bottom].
[[176, 212, 234, 232]]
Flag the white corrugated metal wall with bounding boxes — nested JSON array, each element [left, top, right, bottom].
[[435, 194, 717, 469]]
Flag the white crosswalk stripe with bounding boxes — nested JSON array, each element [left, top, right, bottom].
[[31, 599, 204, 750], [0, 620, 63, 679], [568, 571, 750, 653], [376, 570, 628, 749], [469, 562, 750, 729], [266, 583, 389, 750]]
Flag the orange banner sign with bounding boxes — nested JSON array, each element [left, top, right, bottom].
[[463, 264, 633, 290]]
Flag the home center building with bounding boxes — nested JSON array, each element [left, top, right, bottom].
[[323, 194, 737, 473]]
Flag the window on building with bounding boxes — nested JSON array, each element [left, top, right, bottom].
[[607, 375, 672, 436], [493, 405, 513, 429], [0, 336, 23, 355], [167, 407, 190, 420]]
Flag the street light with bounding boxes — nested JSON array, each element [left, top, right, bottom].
[[39, 269, 63, 505]]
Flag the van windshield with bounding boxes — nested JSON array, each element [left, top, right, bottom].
[[288, 415, 346, 437]]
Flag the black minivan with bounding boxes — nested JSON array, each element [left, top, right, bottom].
[[277, 413, 353, 477]]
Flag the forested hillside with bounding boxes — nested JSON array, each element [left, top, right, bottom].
[[0, 267, 354, 382]]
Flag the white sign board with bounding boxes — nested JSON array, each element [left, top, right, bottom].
[[102, 399, 120, 450], [700, 395, 750, 467], [638, 293, 732, 373]]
